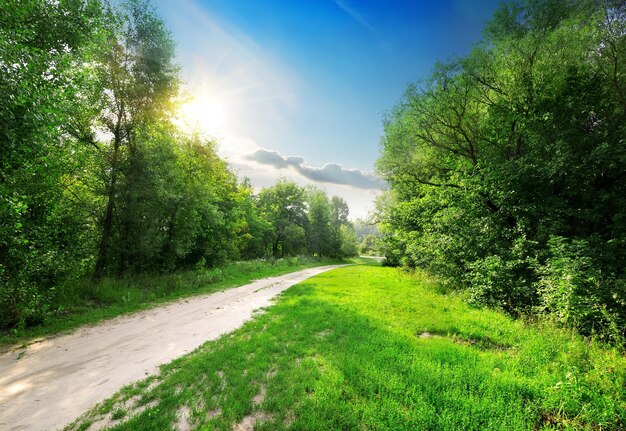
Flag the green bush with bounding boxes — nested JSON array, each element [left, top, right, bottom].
[[538, 237, 626, 344]]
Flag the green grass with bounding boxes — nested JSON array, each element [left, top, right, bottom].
[[0, 257, 343, 349], [66, 264, 625, 430]]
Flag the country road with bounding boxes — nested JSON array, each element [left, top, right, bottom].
[[0, 265, 343, 431]]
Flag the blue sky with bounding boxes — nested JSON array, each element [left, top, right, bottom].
[[156, 0, 502, 218]]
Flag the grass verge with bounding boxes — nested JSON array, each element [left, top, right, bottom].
[[66, 263, 625, 430], [0, 257, 344, 349]]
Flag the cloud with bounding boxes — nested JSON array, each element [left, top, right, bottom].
[[333, 0, 375, 33], [246, 148, 385, 190], [248, 147, 290, 168]]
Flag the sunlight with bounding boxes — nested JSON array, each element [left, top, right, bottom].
[[176, 90, 231, 135]]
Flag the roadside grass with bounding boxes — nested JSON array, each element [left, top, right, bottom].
[[66, 264, 626, 431], [0, 257, 345, 349]]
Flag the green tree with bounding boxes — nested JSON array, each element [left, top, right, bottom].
[[329, 196, 350, 256], [339, 224, 359, 257], [377, 0, 626, 340], [0, 0, 105, 327], [233, 178, 271, 260], [87, 0, 180, 276], [257, 179, 308, 257], [306, 188, 332, 256]]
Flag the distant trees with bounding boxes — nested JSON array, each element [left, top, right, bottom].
[[257, 179, 308, 257], [377, 0, 626, 342], [257, 179, 358, 258], [353, 220, 382, 256], [0, 0, 356, 330], [307, 189, 332, 256]]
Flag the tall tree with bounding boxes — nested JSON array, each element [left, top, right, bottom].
[[329, 196, 350, 255], [307, 188, 332, 256], [0, 0, 105, 327], [90, 0, 180, 277]]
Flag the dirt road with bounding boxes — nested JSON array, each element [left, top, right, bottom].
[[0, 265, 342, 431]]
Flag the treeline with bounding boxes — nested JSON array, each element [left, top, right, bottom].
[[0, 0, 356, 330], [377, 0, 626, 342]]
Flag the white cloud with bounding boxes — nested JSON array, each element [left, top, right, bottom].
[[245, 148, 386, 190]]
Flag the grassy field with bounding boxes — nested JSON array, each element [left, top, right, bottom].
[[67, 263, 625, 431], [1, 257, 341, 349]]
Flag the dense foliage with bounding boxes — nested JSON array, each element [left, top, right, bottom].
[[377, 0, 626, 342], [0, 0, 357, 330]]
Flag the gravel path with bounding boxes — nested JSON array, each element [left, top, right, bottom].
[[0, 265, 342, 431]]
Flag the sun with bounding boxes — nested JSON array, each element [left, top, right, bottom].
[[175, 91, 231, 135]]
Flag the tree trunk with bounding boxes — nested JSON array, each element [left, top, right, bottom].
[[93, 126, 122, 279]]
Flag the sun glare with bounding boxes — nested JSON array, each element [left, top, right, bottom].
[[176, 92, 231, 135]]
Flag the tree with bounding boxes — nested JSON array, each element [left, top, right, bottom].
[[87, 0, 180, 277], [257, 179, 308, 257], [377, 0, 626, 340], [0, 0, 105, 327], [306, 188, 332, 256], [329, 196, 350, 256], [233, 178, 271, 260], [339, 225, 359, 257]]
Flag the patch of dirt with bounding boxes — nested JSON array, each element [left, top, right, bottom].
[[143, 378, 160, 393], [133, 398, 159, 416], [83, 414, 120, 431], [449, 334, 512, 351], [283, 412, 295, 427], [84, 396, 160, 431], [416, 331, 511, 351], [252, 385, 266, 406], [174, 405, 192, 431], [251, 308, 267, 317], [315, 329, 332, 339], [207, 407, 222, 420], [233, 412, 274, 431], [216, 370, 226, 390]]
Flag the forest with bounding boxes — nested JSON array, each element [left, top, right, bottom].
[[0, 0, 358, 331], [377, 0, 626, 343]]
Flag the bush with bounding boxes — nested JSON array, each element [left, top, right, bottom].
[[538, 237, 626, 343]]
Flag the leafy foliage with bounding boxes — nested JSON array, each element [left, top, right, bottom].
[[377, 0, 626, 342]]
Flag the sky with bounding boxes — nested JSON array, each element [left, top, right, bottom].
[[155, 0, 502, 219]]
